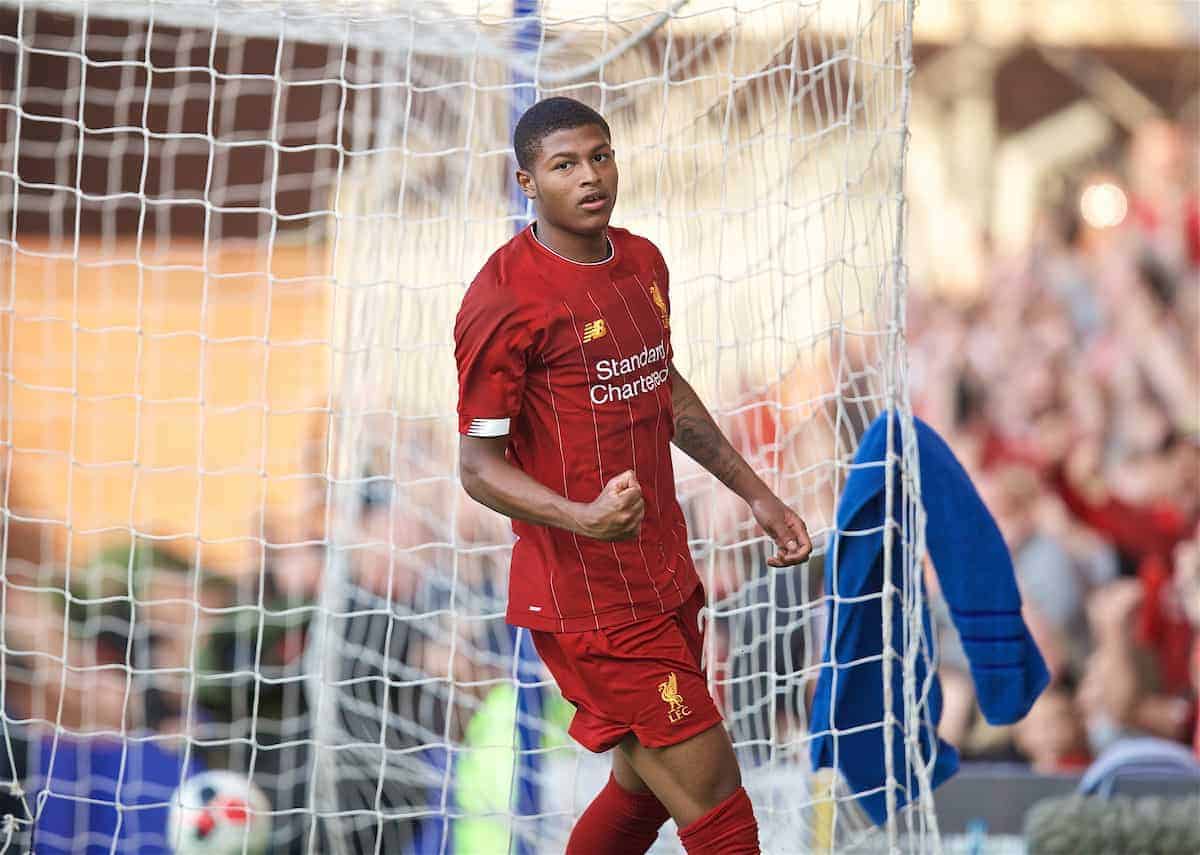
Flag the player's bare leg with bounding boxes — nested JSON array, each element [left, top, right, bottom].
[[616, 724, 740, 826], [617, 723, 759, 854], [563, 745, 669, 854], [611, 747, 654, 794]]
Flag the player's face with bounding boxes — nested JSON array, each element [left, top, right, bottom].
[[519, 124, 617, 235]]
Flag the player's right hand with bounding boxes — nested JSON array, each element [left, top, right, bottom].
[[580, 470, 645, 541]]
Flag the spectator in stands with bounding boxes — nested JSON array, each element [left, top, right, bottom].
[[910, 118, 1199, 772], [1172, 525, 1200, 757], [1, 539, 214, 854]]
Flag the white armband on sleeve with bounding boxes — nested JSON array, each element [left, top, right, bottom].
[[466, 417, 510, 437]]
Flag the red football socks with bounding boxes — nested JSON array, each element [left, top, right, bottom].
[[565, 774, 670, 855], [678, 786, 760, 855]]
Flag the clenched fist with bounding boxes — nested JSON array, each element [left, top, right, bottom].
[[579, 470, 645, 541]]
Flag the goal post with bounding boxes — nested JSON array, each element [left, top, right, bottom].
[[0, 1, 932, 853]]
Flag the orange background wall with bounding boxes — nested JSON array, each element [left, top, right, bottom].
[[1, 239, 332, 574]]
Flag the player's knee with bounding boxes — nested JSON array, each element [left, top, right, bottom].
[[681, 740, 741, 810], [666, 755, 741, 828], [701, 758, 742, 808]]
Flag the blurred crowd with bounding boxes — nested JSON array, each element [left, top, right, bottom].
[[910, 119, 1200, 771]]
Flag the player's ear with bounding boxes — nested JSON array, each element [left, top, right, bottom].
[[515, 167, 537, 200]]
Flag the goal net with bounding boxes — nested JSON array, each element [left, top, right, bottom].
[[0, 1, 934, 853]]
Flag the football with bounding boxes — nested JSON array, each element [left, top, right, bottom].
[[167, 770, 271, 855]]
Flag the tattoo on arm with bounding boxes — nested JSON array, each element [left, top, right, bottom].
[[671, 373, 743, 489]]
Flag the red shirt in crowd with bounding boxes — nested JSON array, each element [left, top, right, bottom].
[[454, 224, 700, 632]]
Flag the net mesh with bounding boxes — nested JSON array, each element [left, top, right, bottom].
[[0, 1, 933, 852]]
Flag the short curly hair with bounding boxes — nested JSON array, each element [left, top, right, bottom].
[[513, 97, 611, 171]]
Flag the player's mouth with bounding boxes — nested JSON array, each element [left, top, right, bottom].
[[579, 191, 610, 212]]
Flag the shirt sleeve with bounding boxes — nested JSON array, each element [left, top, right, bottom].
[[454, 274, 541, 437]]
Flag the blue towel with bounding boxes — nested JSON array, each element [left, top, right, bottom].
[[810, 413, 1048, 825]]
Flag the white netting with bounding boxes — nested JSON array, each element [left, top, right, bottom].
[[0, 1, 932, 853]]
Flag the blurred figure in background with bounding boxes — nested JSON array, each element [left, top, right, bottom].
[[912, 117, 1199, 772], [1, 539, 214, 854]]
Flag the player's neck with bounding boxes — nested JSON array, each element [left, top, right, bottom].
[[533, 221, 611, 264]]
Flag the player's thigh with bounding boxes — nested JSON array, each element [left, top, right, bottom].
[[611, 746, 654, 795], [617, 721, 741, 827]]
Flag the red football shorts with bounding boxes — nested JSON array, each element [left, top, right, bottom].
[[531, 584, 723, 753]]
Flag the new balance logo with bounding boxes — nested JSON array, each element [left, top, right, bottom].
[[582, 318, 607, 343]]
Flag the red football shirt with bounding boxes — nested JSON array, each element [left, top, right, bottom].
[[454, 223, 701, 632]]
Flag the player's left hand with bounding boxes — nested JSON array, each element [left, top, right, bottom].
[[750, 494, 812, 567]]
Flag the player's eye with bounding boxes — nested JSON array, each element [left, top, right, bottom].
[[553, 160, 571, 170], [593, 152, 610, 162]]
